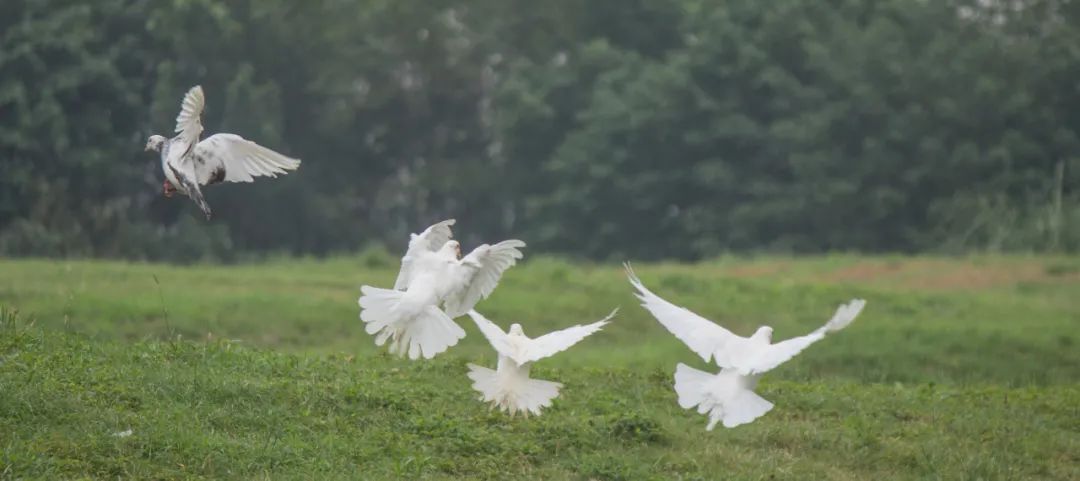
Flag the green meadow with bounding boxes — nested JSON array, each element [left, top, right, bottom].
[[1, 254, 1078, 480]]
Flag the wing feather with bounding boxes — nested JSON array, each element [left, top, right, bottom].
[[740, 299, 866, 375], [625, 263, 748, 367], [174, 85, 205, 145], [466, 310, 517, 358], [520, 308, 616, 363], [394, 219, 456, 290], [442, 240, 526, 318], [165, 85, 206, 174], [192, 133, 300, 185]]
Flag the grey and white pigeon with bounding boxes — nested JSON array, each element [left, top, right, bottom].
[[358, 219, 527, 360], [626, 264, 866, 430], [145, 85, 301, 219]]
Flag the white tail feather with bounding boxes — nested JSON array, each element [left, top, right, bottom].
[[673, 363, 773, 430], [358, 286, 465, 360], [467, 361, 562, 416]]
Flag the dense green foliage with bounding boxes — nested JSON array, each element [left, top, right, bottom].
[[2, 0, 1079, 260], [1, 256, 1078, 479]]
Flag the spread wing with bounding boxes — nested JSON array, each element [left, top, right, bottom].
[[626, 263, 750, 367], [394, 219, 456, 290], [466, 310, 516, 357], [519, 308, 616, 364], [191, 133, 301, 185], [739, 299, 866, 375], [173, 85, 205, 156], [442, 240, 526, 318]]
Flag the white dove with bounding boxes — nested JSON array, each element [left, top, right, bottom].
[[358, 219, 526, 360], [625, 264, 866, 430], [466, 309, 616, 416], [145, 85, 301, 219]]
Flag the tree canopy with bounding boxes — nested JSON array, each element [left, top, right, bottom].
[[2, 0, 1077, 261]]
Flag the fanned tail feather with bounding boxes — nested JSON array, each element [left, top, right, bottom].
[[466, 363, 562, 416], [673, 363, 773, 430], [403, 305, 465, 359], [358, 286, 464, 360], [359, 286, 401, 336]]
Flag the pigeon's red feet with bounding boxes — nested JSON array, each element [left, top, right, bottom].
[[163, 180, 177, 197]]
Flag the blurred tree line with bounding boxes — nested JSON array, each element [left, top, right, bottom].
[[1, 0, 1078, 262]]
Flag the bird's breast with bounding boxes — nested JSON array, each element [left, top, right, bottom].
[[496, 355, 530, 379]]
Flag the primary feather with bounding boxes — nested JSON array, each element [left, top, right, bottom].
[[625, 263, 746, 367], [174, 85, 205, 143]]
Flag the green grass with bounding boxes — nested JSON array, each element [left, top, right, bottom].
[[1, 254, 1079, 479]]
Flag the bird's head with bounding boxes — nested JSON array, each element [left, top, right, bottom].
[[440, 240, 462, 259], [509, 323, 525, 336], [752, 326, 774, 342], [145, 135, 167, 152]]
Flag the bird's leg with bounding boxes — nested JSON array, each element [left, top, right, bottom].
[[163, 180, 177, 197]]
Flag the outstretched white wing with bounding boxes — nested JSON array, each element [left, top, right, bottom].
[[164, 85, 206, 175], [626, 263, 748, 367], [191, 133, 301, 185], [394, 219, 456, 290], [738, 299, 866, 375], [442, 240, 526, 318], [519, 308, 616, 363], [174, 85, 205, 148], [466, 310, 516, 357]]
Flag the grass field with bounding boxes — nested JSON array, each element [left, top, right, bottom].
[[1, 254, 1078, 479]]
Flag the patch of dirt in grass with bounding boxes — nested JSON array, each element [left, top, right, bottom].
[[823, 259, 1080, 290], [823, 262, 904, 283], [725, 261, 792, 278]]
